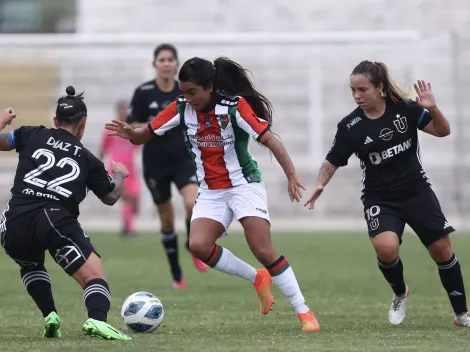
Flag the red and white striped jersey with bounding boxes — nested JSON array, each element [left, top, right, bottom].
[[148, 95, 270, 190]]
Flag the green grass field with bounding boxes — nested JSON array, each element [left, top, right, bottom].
[[0, 231, 469, 351]]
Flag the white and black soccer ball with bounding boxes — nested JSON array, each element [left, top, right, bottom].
[[121, 291, 164, 333]]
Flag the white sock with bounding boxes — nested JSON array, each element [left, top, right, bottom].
[[207, 246, 257, 284], [270, 260, 309, 314]]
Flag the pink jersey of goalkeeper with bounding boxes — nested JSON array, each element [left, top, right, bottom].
[[101, 131, 140, 197]]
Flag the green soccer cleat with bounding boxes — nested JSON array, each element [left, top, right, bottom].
[[82, 318, 132, 341], [43, 312, 61, 338]]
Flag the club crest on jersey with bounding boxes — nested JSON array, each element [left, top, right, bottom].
[[393, 114, 408, 133], [204, 116, 212, 129], [216, 115, 230, 130]]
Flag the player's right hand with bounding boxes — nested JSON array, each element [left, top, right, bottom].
[[0, 107, 16, 129], [304, 184, 324, 210], [111, 160, 129, 178], [105, 120, 135, 140]]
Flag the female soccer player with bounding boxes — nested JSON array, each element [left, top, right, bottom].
[[106, 57, 320, 332], [0, 87, 132, 340], [100, 100, 140, 236], [127, 44, 207, 288], [305, 60, 470, 327]]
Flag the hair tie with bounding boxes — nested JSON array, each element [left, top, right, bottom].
[[211, 60, 215, 67]]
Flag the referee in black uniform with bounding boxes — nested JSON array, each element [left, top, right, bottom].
[[127, 44, 207, 289], [305, 61, 470, 327]]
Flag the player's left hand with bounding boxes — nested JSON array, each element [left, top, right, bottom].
[[287, 174, 305, 202], [414, 80, 436, 109], [0, 107, 16, 129]]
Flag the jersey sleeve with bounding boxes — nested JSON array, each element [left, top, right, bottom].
[[325, 123, 357, 167], [234, 98, 270, 141], [126, 88, 147, 124], [86, 151, 116, 199], [407, 101, 432, 130], [148, 101, 180, 136], [13, 126, 40, 152]]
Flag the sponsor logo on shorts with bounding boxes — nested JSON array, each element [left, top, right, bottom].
[[54, 246, 82, 271], [369, 218, 380, 231]]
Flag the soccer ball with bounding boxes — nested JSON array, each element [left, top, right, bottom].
[[121, 291, 164, 333]]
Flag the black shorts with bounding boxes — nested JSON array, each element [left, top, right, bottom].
[[1, 206, 97, 275], [363, 187, 455, 247], [143, 160, 198, 205]]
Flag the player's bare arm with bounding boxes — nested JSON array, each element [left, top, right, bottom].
[[260, 131, 305, 202], [105, 120, 153, 145], [100, 161, 129, 206], [422, 106, 450, 137], [316, 159, 339, 187], [0, 133, 13, 151], [414, 80, 450, 137], [304, 160, 338, 209], [0, 108, 17, 150]]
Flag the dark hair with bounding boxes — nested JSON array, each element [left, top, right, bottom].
[[55, 86, 87, 125], [178, 57, 273, 124], [351, 60, 411, 103], [153, 43, 178, 61]]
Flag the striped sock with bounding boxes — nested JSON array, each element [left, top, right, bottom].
[[21, 268, 57, 317], [266, 256, 309, 314], [378, 257, 406, 296], [204, 245, 257, 283], [84, 278, 111, 322], [438, 254, 467, 315]]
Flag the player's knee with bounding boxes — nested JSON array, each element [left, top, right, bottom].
[[72, 253, 106, 289], [188, 236, 212, 260], [374, 245, 399, 263], [371, 231, 400, 262], [428, 235, 453, 263]]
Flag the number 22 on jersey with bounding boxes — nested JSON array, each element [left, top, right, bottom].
[[23, 148, 80, 198]]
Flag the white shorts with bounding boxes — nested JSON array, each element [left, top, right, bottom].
[[191, 182, 270, 234]]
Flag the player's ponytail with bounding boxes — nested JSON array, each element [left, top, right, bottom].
[[212, 57, 273, 124], [179, 57, 273, 124], [351, 60, 412, 103], [56, 85, 87, 125]]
